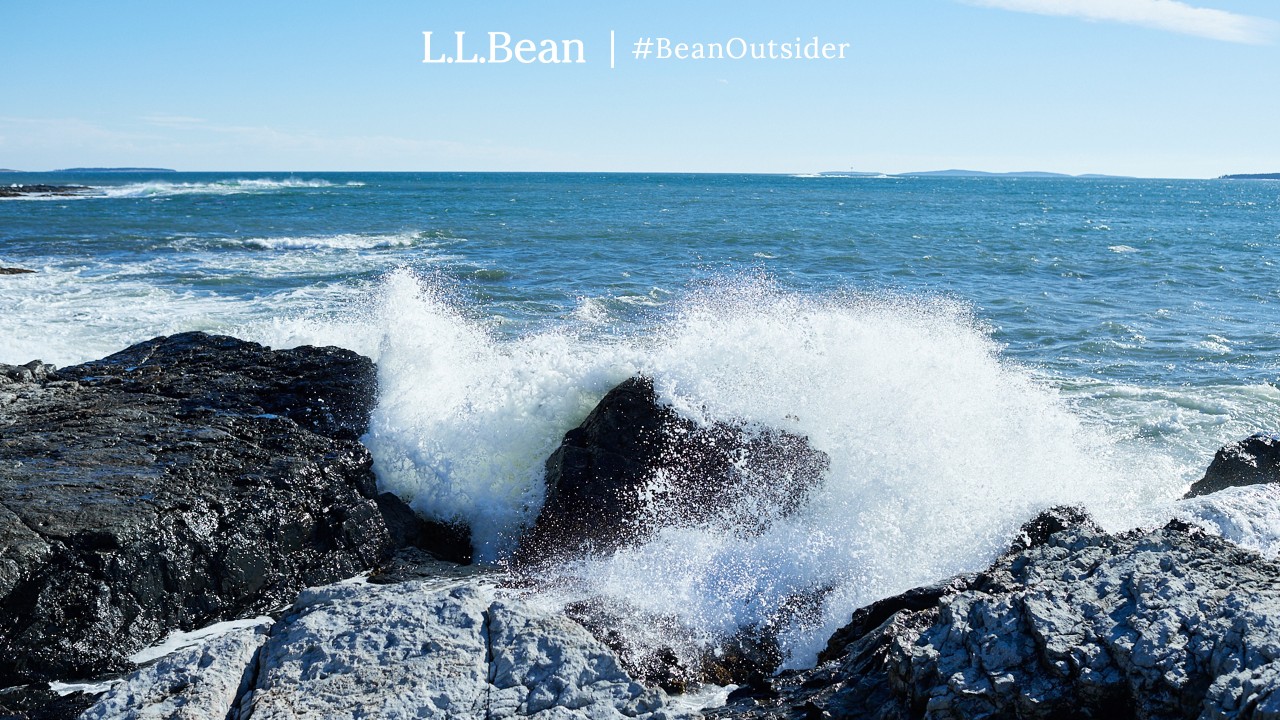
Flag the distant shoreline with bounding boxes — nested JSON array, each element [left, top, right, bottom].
[[1, 168, 1272, 179], [56, 167, 178, 173]]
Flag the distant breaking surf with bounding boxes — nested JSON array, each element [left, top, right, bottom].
[[93, 178, 363, 198]]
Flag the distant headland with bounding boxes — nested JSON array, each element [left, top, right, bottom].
[[55, 167, 177, 173], [822, 169, 1133, 179], [0, 168, 178, 173], [1220, 173, 1280, 180]]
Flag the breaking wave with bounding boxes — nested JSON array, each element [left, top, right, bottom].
[[94, 178, 347, 198], [356, 269, 1193, 668]]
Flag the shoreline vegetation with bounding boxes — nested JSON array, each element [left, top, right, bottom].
[[3, 332, 1280, 718]]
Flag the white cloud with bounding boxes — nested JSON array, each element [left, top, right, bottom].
[[966, 0, 1276, 44]]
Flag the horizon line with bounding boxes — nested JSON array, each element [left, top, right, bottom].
[[0, 168, 1247, 180]]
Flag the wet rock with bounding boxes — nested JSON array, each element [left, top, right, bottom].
[[0, 684, 99, 720], [515, 376, 829, 566], [0, 361, 53, 384], [0, 268, 36, 275], [0, 185, 88, 198], [366, 546, 488, 586], [0, 332, 393, 685], [566, 582, 834, 696], [1186, 432, 1280, 499], [1001, 503, 1102, 556], [711, 509, 1280, 720], [375, 491, 472, 564]]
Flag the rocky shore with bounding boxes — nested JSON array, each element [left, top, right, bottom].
[[0, 186, 89, 199], [3, 333, 1280, 719]]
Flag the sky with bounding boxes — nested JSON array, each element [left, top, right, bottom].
[[1, 0, 1278, 177]]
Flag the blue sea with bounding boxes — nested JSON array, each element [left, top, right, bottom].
[[4, 171, 1280, 665]]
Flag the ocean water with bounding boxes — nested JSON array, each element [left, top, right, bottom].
[[3, 171, 1280, 667]]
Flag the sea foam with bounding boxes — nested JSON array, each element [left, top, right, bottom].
[[0, 264, 1229, 670], [356, 269, 1191, 667], [95, 178, 341, 198]]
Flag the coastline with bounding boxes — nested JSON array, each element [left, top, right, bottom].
[[4, 332, 1280, 718]]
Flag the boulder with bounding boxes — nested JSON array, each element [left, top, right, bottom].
[[235, 577, 691, 719], [0, 332, 393, 685], [80, 619, 272, 720], [514, 376, 829, 566], [1185, 432, 1280, 499], [711, 509, 1280, 720], [0, 268, 35, 275], [375, 492, 472, 564]]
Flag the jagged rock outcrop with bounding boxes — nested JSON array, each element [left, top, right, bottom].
[[1186, 433, 1280, 499], [514, 376, 829, 566], [0, 185, 88, 199], [0, 332, 394, 685], [0, 268, 35, 275], [80, 619, 271, 720], [711, 509, 1280, 720], [87, 572, 695, 719]]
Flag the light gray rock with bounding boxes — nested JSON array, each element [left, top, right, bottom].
[[243, 581, 493, 719], [80, 619, 271, 720], [485, 598, 673, 718], [712, 513, 1280, 720], [240, 578, 691, 719]]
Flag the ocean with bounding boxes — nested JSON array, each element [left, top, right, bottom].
[[3, 171, 1279, 666]]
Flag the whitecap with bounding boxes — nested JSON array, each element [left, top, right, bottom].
[[94, 178, 340, 198]]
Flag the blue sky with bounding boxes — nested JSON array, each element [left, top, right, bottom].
[[1, 0, 1277, 176]]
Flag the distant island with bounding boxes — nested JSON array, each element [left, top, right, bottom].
[[819, 169, 1133, 179], [55, 167, 177, 173], [1220, 173, 1280, 180]]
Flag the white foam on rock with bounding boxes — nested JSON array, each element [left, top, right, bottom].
[[4, 266, 1261, 675], [1178, 484, 1280, 557], [128, 615, 274, 665], [357, 270, 1195, 667]]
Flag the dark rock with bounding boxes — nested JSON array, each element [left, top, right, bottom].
[[0, 362, 53, 384], [59, 332, 377, 441], [0, 332, 393, 686], [0, 268, 35, 276], [711, 510, 1280, 720], [374, 492, 472, 564], [815, 574, 978, 667], [810, 508, 1099, 666], [1185, 432, 1280, 499], [0, 684, 99, 720], [1003, 503, 1102, 556], [366, 547, 489, 585], [514, 376, 829, 566], [0, 186, 89, 199], [566, 583, 833, 694], [564, 599, 709, 694]]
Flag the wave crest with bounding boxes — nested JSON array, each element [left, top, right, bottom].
[[96, 178, 342, 198]]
